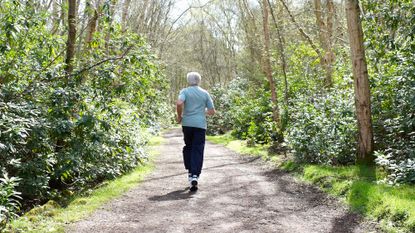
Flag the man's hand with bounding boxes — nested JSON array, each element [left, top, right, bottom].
[[206, 108, 216, 116], [176, 100, 184, 124]]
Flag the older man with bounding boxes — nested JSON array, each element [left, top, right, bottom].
[[176, 72, 215, 192]]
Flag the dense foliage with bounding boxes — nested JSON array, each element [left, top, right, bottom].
[[207, 1, 414, 185], [363, 0, 415, 185], [207, 77, 278, 145], [287, 89, 357, 165], [0, 1, 170, 228]]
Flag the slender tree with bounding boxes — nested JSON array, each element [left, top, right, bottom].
[[121, 0, 132, 32], [268, 0, 288, 113], [85, 4, 99, 45], [313, 0, 335, 88], [325, 0, 335, 87], [51, 0, 60, 34], [65, 0, 77, 75], [261, 0, 280, 126], [346, 0, 374, 165]]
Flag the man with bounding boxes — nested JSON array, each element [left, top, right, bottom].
[[176, 72, 215, 192]]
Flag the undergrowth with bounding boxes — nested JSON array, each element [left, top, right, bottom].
[[5, 136, 164, 233]]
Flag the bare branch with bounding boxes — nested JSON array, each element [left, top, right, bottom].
[[55, 46, 134, 79], [278, 0, 322, 57]]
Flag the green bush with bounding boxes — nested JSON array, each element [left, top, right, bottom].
[[207, 77, 278, 145], [376, 152, 415, 185], [206, 85, 233, 135], [363, 1, 415, 185], [0, 173, 21, 231], [287, 89, 357, 165], [0, 0, 170, 225]]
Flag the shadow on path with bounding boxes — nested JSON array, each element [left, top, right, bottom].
[[330, 212, 363, 233], [148, 188, 195, 201], [142, 156, 262, 184]]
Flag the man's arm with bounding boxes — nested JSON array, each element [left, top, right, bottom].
[[206, 93, 215, 116], [206, 108, 215, 116], [176, 100, 184, 123]]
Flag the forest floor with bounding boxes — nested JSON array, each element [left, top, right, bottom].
[[67, 128, 378, 233]]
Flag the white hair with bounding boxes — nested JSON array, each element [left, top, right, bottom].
[[187, 72, 201, 86]]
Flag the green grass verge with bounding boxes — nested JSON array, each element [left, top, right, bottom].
[[207, 132, 274, 161], [6, 135, 165, 233], [207, 134, 415, 233]]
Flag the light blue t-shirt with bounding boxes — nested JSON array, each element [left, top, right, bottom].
[[178, 86, 214, 129]]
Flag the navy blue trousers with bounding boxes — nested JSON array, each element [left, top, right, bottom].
[[182, 126, 206, 177]]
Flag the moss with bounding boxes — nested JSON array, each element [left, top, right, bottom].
[[71, 198, 87, 205]]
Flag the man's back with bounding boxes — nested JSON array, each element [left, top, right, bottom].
[[179, 86, 214, 129]]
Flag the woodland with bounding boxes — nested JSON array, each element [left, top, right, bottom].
[[0, 0, 414, 231]]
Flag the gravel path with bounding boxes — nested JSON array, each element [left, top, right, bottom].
[[67, 128, 377, 233]]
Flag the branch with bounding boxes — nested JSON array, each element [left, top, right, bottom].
[[41, 14, 103, 77], [165, 0, 215, 39], [54, 46, 134, 79], [278, 0, 322, 57]]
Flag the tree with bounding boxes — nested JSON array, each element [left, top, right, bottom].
[[65, 0, 77, 75], [261, 0, 280, 127], [121, 0, 132, 32], [313, 0, 335, 88], [85, 0, 100, 46], [51, 0, 60, 34], [346, 0, 374, 165], [268, 0, 288, 116]]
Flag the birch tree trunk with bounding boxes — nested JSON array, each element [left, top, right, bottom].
[[346, 0, 374, 165]]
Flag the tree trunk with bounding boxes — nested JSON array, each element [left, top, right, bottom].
[[346, 0, 374, 165], [60, 0, 67, 36], [238, 0, 261, 79], [325, 0, 335, 88], [85, 7, 99, 45], [268, 0, 288, 114], [313, 0, 326, 45], [262, 0, 280, 126], [65, 0, 77, 76], [314, 0, 334, 88], [105, 0, 117, 53], [121, 0, 132, 32], [51, 0, 60, 34], [76, 0, 91, 56]]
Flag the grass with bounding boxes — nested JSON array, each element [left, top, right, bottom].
[[207, 134, 415, 233], [6, 135, 165, 233], [207, 132, 272, 160]]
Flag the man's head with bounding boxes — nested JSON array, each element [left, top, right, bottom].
[[187, 72, 201, 86]]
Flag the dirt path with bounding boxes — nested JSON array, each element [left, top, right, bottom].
[[67, 129, 376, 233]]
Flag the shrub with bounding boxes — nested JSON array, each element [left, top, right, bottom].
[[287, 89, 357, 165], [376, 152, 415, 185], [364, 1, 415, 185], [0, 0, 170, 225], [206, 85, 233, 135], [0, 173, 21, 231]]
